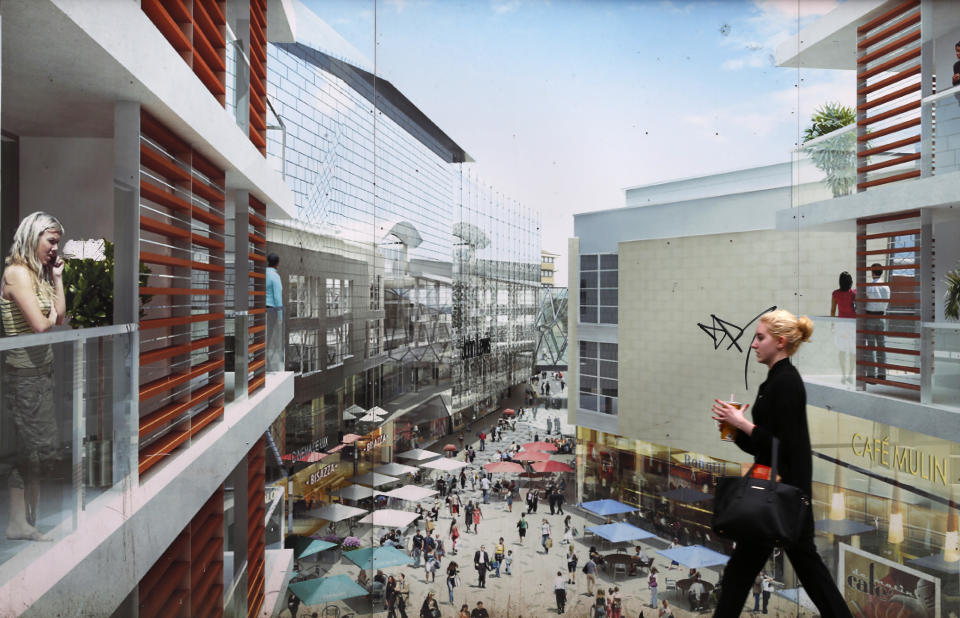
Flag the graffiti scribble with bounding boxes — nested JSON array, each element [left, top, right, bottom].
[[697, 306, 777, 390]]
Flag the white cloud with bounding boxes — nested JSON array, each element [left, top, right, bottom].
[[492, 0, 521, 15]]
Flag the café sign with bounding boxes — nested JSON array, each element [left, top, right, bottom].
[[850, 433, 948, 486], [306, 462, 338, 486]]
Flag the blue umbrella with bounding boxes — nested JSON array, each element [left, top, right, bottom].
[[657, 544, 730, 569], [343, 545, 413, 571], [585, 522, 655, 543], [660, 487, 714, 504], [286, 535, 338, 560], [580, 499, 638, 517], [289, 574, 370, 605]]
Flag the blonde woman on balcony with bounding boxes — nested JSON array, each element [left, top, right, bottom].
[[1, 212, 66, 542]]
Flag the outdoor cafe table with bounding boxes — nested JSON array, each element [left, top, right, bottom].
[[676, 578, 715, 609], [601, 553, 636, 575]]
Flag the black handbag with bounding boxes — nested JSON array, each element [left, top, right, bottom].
[[711, 438, 809, 547]]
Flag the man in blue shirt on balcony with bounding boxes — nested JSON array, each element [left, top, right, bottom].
[[266, 252, 284, 371]]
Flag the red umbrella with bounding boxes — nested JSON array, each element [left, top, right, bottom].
[[513, 451, 551, 462], [522, 441, 558, 452], [341, 433, 362, 444], [485, 461, 525, 473], [532, 460, 573, 473], [443, 444, 458, 452], [298, 451, 328, 463], [502, 408, 516, 416], [327, 444, 347, 453], [281, 453, 296, 462]]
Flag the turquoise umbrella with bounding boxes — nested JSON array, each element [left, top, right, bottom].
[[289, 574, 370, 605], [343, 545, 413, 571], [580, 499, 638, 516], [286, 535, 337, 560], [657, 544, 730, 569], [585, 522, 655, 543]]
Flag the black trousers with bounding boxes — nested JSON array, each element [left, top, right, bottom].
[[477, 566, 487, 587], [713, 512, 851, 618], [555, 589, 566, 613]]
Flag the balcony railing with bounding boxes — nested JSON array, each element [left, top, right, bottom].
[[0, 324, 137, 589]]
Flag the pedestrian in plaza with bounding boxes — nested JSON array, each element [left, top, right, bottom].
[[761, 572, 773, 614], [530, 488, 539, 513], [667, 538, 680, 569], [474, 544, 490, 588], [648, 568, 659, 608], [460, 469, 467, 488], [458, 433, 464, 449], [470, 601, 490, 618], [479, 431, 486, 451], [458, 604, 470, 618], [494, 537, 505, 574], [450, 520, 460, 555], [446, 561, 460, 605], [385, 575, 398, 616], [555, 489, 565, 515], [541, 518, 552, 554], [592, 595, 607, 618], [752, 574, 762, 613], [398, 573, 410, 618], [419, 592, 440, 618], [610, 587, 623, 618], [658, 599, 673, 618], [481, 474, 490, 504], [464, 501, 474, 533], [711, 309, 852, 618], [472, 503, 483, 535], [554, 571, 568, 614], [517, 513, 528, 544], [411, 528, 423, 569], [286, 591, 301, 618], [548, 487, 557, 515], [583, 554, 597, 596], [506, 486, 514, 512], [504, 549, 513, 575], [566, 545, 578, 585], [424, 547, 439, 583]]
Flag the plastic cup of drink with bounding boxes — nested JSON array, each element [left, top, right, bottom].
[[719, 402, 741, 441]]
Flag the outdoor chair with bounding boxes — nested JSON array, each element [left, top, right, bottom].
[[664, 577, 678, 598], [613, 562, 627, 580], [322, 605, 340, 618]]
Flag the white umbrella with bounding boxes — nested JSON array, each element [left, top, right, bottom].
[[396, 448, 441, 461], [354, 472, 400, 487], [357, 412, 385, 423], [357, 509, 420, 528], [380, 485, 438, 501], [306, 503, 368, 522], [420, 458, 467, 471], [374, 462, 419, 476], [343, 404, 364, 421], [333, 484, 377, 501], [367, 406, 390, 418]]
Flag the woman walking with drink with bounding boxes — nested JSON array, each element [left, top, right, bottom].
[[710, 309, 851, 617]]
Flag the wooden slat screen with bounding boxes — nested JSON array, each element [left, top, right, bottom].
[[248, 195, 267, 395], [142, 0, 227, 106], [139, 109, 227, 477], [246, 438, 266, 618], [855, 210, 925, 391], [138, 486, 224, 618], [855, 0, 924, 191], [249, 0, 268, 155]]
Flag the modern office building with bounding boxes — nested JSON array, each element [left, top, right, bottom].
[[0, 0, 539, 615], [534, 287, 569, 372], [569, 0, 960, 608]]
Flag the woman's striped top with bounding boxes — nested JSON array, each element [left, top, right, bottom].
[[1, 276, 53, 369]]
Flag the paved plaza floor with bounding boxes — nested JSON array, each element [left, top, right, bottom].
[[286, 403, 816, 618]]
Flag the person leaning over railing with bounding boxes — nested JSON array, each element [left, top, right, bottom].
[[0, 212, 66, 542]]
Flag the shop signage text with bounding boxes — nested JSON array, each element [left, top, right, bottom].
[[460, 336, 491, 360], [362, 434, 387, 453], [850, 433, 948, 485], [682, 455, 727, 476], [306, 463, 338, 485], [289, 436, 329, 462]]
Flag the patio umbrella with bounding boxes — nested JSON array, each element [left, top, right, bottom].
[[657, 544, 730, 569], [513, 451, 550, 462], [580, 499, 638, 517], [502, 408, 516, 416], [396, 448, 441, 461], [298, 451, 328, 463], [357, 509, 420, 528], [367, 406, 390, 418], [660, 487, 713, 504], [341, 434, 362, 444], [585, 522, 655, 543], [374, 462, 419, 476], [356, 413, 382, 423], [420, 457, 467, 471], [907, 553, 960, 574], [281, 453, 296, 462], [343, 404, 364, 421], [328, 444, 347, 453], [333, 485, 376, 501], [286, 535, 338, 560], [344, 545, 414, 571], [380, 484, 439, 501], [532, 460, 573, 473], [306, 503, 368, 522], [522, 441, 558, 452], [354, 472, 399, 487], [443, 444, 458, 452], [289, 574, 369, 605], [485, 461, 525, 473]]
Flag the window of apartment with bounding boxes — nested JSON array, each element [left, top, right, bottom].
[[288, 329, 320, 375], [288, 275, 305, 318], [541, 269, 553, 278], [543, 256, 554, 264], [370, 275, 382, 310], [327, 323, 352, 368], [579, 253, 617, 324], [579, 340, 617, 415], [366, 319, 383, 358]]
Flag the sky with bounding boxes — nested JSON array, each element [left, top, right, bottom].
[[301, 0, 855, 286]]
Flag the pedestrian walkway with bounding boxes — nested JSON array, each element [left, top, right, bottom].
[[287, 410, 814, 618]]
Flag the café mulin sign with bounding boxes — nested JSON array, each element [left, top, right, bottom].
[[850, 433, 949, 486]]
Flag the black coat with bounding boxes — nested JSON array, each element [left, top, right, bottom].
[[474, 550, 490, 571]]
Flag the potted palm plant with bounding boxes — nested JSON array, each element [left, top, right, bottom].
[[802, 102, 857, 197], [946, 262, 960, 321]]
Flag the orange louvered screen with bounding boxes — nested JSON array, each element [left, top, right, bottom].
[[142, 0, 226, 106], [246, 438, 266, 618], [249, 195, 268, 395], [855, 210, 926, 392], [138, 486, 224, 618], [249, 0, 268, 155], [855, 0, 924, 191], [138, 109, 226, 477]]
